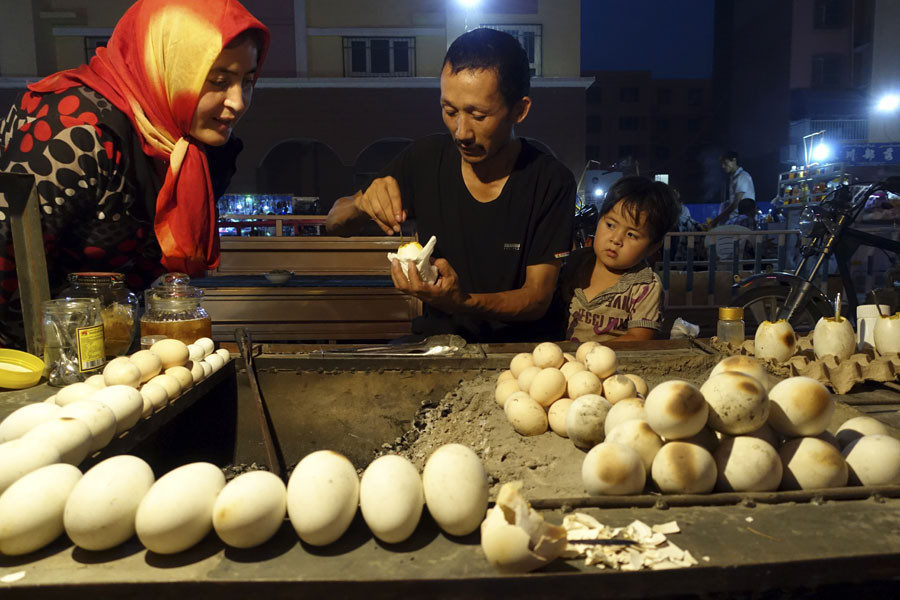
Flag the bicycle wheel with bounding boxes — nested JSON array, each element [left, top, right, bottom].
[[733, 285, 827, 333]]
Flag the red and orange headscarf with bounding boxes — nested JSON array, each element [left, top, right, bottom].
[[28, 0, 269, 276]]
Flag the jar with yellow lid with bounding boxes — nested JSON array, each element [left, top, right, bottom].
[[140, 283, 212, 345], [717, 306, 745, 346], [60, 272, 139, 357]]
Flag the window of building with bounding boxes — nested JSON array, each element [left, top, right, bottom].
[[811, 54, 842, 87], [688, 88, 703, 106], [586, 115, 603, 131], [657, 88, 672, 104], [620, 87, 639, 102], [344, 37, 415, 77], [619, 116, 641, 131], [483, 24, 542, 76], [814, 0, 845, 28], [84, 36, 109, 62]]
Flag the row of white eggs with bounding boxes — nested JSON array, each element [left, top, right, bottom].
[[754, 314, 900, 363], [0, 443, 490, 557], [0, 338, 230, 496]]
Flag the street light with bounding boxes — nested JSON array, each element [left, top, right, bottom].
[[876, 94, 900, 113], [812, 143, 831, 162], [457, 0, 481, 7]]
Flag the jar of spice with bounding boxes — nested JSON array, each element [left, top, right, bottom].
[[140, 283, 212, 345], [61, 272, 139, 357], [40, 297, 105, 386], [717, 306, 745, 347]]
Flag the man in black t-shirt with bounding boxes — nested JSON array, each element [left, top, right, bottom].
[[326, 28, 575, 342]]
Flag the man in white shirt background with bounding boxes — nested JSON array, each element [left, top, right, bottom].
[[709, 150, 755, 228]]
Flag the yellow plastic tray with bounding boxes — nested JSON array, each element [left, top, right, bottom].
[[0, 349, 44, 390]]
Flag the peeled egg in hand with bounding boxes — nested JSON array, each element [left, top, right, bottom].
[[359, 454, 424, 544], [213, 470, 287, 549], [387, 236, 438, 284], [287, 450, 360, 546], [422, 444, 489, 537]]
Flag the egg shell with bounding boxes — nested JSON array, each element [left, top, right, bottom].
[[135, 462, 226, 554], [0, 438, 61, 495], [714, 436, 782, 492], [359, 454, 424, 544], [779, 436, 848, 490], [150, 338, 190, 369], [566, 394, 612, 451], [287, 450, 360, 546], [0, 463, 82, 555], [754, 319, 798, 363], [57, 399, 117, 453], [602, 374, 637, 405], [605, 419, 663, 472], [199, 361, 213, 378], [165, 365, 194, 391], [215, 348, 231, 363], [575, 341, 601, 364], [55, 382, 99, 407], [494, 379, 521, 408], [205, 354, 225, 373], [90, 385, 143, 434], [531, 342, 564, 369], [842, 435, 900, 486], [767, 376, 833, 437], [604, 398, 646, 435], [129, 350, 162, 383], [0, 402, 61, 443], [835, 416, 890, 449], [102, 356, 142, 388], [497, 370, 515, 384], [195, 337, 215, 357], [504, 392, 549, 437], [21, 417, 92, 465], [213, 470, 287, 549], [559, 361, 586, 380], [529, 368, 567, 408], [567, 370, 602, 400], [813, 316, 856, 361], [623, 373, 649, 397], [547, 398, 574, 437], [709, 355, 769, 388], [651, 441, 717, 494], [701, 371, 769, 435], [186, 343, 205, 363], [509, 353, 534, 378], [140, 382, 169, 414], [516, 366, 541, 393], [146, 373, 182, 401], [64, 455, 155, 551], [874, 313, 900, 354], [84, 374, 107, 389], [582, 442, 646, 495], [644, 380, 708, 440], [422, 444, 489, 536], [584, 346, 617, 379]]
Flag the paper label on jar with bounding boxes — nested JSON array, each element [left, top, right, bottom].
[[76, 324, 106, 372]]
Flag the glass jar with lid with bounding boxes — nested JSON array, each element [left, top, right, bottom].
[[716, 306, 745, 347], [60, 272, 139, 357], [140, 282, 212, 345], [40, 297, 105, 386]]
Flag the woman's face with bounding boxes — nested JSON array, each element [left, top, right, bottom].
[[190, 37, 258, 146]]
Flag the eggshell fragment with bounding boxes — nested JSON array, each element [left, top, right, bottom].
[[779, 437, 848, 490], [575, 341, 601, 364], [509, 353, 534, 378], [604, 398, 645, 435], [359, 455, 424, 544], [605, 419, 663, 472], [767, 376, 833, 437], [0, 438, 61, 495], [701, 371, 769, 435], [528, 368, 567, 408], [567, 370, 602, 400], [422, 444, 489, 536], [547, 398, 574, 437], [566, 394, 611, 451], [90, 385, 143, 435], [0, 463, 82, 555], [602, 374, 637, 405], [842, 435, 900, 486], [129, 350, 162, 383], [55, 382, 99, 407], [102, 356, 142, 388], [714, 436, 782, 492], [57, 399, 117, 453], [0, 402, 61, 443], [709, 355, 769, 388], [135, 462, 226, 554], [495, 379, 521, 408], [584, 346, 617, 379], [149, 338, 190, 369], [480, 481, 567, 573], [835, 416, 890, 449], [644, 380, 708, 440], [213, 471, 287, 549], [754, 319, 797, 362], [532, 342, 564, 369], [582, 442, 646, 495], [64, 455, 155, 550], [287, 450, 360, 546], [505, 392, 548, 437], [651, 441, 717, 494], [22, 417, 92, 465]]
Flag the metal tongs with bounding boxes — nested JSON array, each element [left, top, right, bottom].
[[311, 334, 466, 357]]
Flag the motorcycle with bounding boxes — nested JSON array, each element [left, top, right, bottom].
[[574, 204, 598, 249], [731, 179, 900, 331]]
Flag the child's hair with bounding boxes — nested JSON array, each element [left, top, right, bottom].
[[737, 197, 756, 216], [598, 176, 682, 244]]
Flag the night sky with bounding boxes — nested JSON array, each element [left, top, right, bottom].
[[580, 0, 715, 78]]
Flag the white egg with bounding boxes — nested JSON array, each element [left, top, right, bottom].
[[531, 342, 564, 369], [287, 450, 359, 546], [90, 385, 143, 434], [55, 382, 99, 407], [767, 376, 833, 437], [205, 354, 225, 373], [359, 455, 423, 544], [559, 360, 586, 380], [604, 398, 646, 436], [64, 455, 155, 551], [0, 438, 61, 494], [102, 356, 142, 388], [504, 392, 548, 437], [651, 441, 717, 494], [575, 341, 601, 364], [0, 463, 82, 555], [0, 402, 61, 443], [709, 355, 769, 388], [22, 417, 92, 465], [57, 400, 117, 453], [582, 442, 646, 495], [422, 444, 489, 537], [186, 343, 205, 363], [213, 470, 286, 549], [140, 382, 169, 414], [874, 313, 900, 354], [195, 337, 215, 358], [644, 380, 708, 440], [509, 353, 534, 378], [740, 422, 782, 449], [497, 370, 516, 384], [677, 426, 721, 455], [146, 373, 183, 401], [188, 360, 205, 383], [701, 371, 769, 435], [714, 436, 782, 492], [516, 365, 541, 392], [199, 361, 213, 378], [835, 416, 890, 449], [215, 348, 231, 363], [566, 394, 612, 451], [813, 316, 856, 360], [547, 398, 574, 437], [528, 368, 567, 408], [602, 374, 637, 405], [135, 462, 226, 554], [754, 319, 797, 362], [129, 350, 162, 383], [842, 434, 900, 486], [567, 370, 602, 400], [563, 352, 577, 363], [584, 345, 617, 379], [779, 437, 848, 490], [494, 379, 521, 408], [623, 373, 649, 397], [605, 419, 663, 472], [150, 338, 190, 369], [84, 374, 107, 389], [165, 365, 193, 391]]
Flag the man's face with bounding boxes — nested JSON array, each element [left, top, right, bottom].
[[721, 158, 738, 174], [439, 64, 529, 165]]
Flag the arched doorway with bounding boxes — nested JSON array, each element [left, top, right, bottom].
[[257, 139, 354, 213]]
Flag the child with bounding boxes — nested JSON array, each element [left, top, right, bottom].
[[561, 176, 681, 342]]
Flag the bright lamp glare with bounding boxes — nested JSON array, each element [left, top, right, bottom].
[[457, 0, 480, 7], [876, 94, 900, 112], [593, 188, 604, 197], [812, 143, 830, 162]]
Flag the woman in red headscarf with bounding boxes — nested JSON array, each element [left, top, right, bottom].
[[0, 0, 269, 347]]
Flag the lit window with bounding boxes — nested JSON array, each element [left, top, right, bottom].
[[482, 24, 542, 76], [343, 37, 415, 77]]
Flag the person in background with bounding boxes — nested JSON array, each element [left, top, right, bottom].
[[0, 0, 269, 348], [326, 28, 575, 342], [728, 197, 757, 230], [709, 150, 755, 228], [560, 176, 681, 343]]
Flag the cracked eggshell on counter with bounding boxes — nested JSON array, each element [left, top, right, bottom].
[[213, 471, 286, 549], [422, 444, 489, 537], [359, 454, 423, 544], [287, 450, 360, 546], [0, 402, 61, 443]]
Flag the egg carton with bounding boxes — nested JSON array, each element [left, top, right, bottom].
[[708, 335, 900, 395]]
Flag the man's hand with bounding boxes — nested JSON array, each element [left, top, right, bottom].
[[353, 176, 407, 235], [390, 257, 470, 313]]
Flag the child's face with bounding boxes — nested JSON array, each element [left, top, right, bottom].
[[593, 200, 659, 274]]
